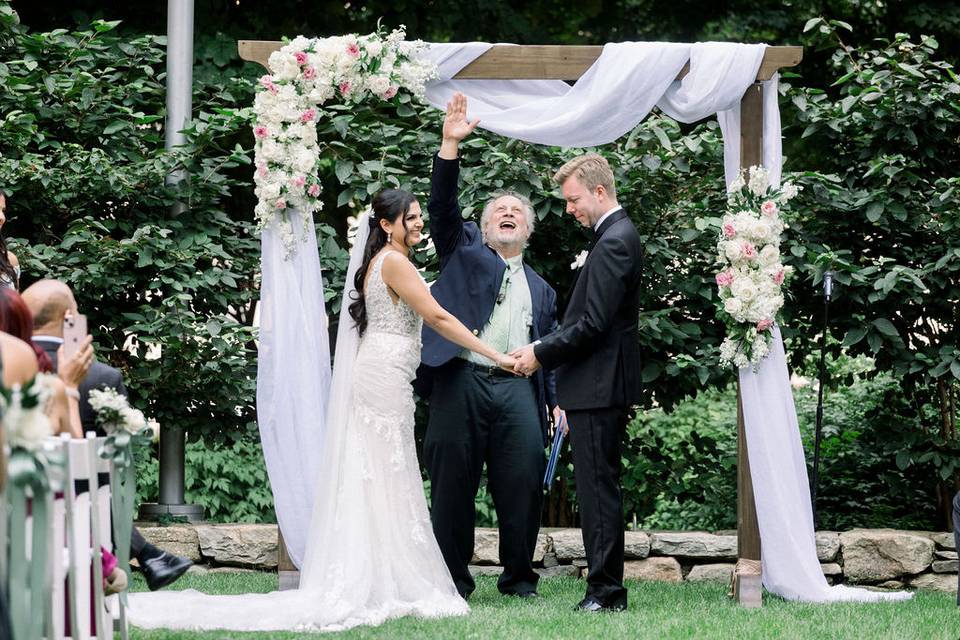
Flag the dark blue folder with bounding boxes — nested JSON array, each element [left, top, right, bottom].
[[543, 413, 567, 491]]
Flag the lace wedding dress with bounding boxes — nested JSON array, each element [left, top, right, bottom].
[[128, 251, 468, 632]]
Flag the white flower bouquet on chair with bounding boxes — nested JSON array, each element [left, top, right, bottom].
[[715, 166, 800, 369]]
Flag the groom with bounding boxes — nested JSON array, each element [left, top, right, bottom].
[[512, 153, 643, 612], [419, 93, 559, 599]]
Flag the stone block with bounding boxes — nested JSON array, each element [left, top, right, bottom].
[[623, 557, 682, 582], [137, 525, 201, 562], [551, 529, 586, 561], [650, 532, 737, 560], [536, 565, 580, 578], [816, 532, 840, 562], [194, 524, 278, 568], [624, 531, 651, 559], [839, 529, 934, 583], [932, 560, 958, 574], [909, 573, 957, 594], [685, 563, 734, 583]]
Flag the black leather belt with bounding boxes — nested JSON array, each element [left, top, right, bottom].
[[457, 359, 518, 378]]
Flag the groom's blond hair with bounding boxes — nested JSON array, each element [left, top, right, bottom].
[[553, 153, 617, 200]]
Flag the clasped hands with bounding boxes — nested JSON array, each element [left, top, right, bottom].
[[497, 344, 541, 377]]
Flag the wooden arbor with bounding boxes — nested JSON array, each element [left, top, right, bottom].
[[239, 41, 803, 606]]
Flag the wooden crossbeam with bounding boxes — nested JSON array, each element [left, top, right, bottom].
[[238, 42, 802, 81]]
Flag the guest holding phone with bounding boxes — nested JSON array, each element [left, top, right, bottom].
[[0, 287, 92, 437], [22, 278, 194, 590]]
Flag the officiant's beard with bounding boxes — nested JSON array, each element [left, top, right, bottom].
[[484, 228, 528, 255]]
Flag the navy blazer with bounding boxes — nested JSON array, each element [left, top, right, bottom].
[[419, 154, 559, 440]]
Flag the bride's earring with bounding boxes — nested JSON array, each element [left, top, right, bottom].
[[387, 231, 393, 244]]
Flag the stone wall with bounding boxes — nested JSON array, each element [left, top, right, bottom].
[[137, 524, 957, 594]]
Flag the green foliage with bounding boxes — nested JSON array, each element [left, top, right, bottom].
[[136, 436, 275, 523], [0, 13, 261, 444]]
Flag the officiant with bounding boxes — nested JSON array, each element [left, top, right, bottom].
[[418, 93, 560, 599]]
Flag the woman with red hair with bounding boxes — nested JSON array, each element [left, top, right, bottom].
[[0, 287, 91, 437]]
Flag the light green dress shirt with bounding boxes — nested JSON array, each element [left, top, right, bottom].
[[462, 254, 533, 367]]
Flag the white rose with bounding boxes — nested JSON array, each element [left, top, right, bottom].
[[748, 166, 769, 196], [731, 277, 757, 302], [258, 179, 281, 201], [759, 245, 780, 266], [724, 297, 744, 316], [751, 219, 772, 241], [365, 39, 383, 58], [367, 74, 391, 97], [293, 148, 316, 174], [723, 241, 742, 262]]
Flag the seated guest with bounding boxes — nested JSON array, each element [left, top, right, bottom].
[[0, 190, 20, 290], [22, 279, 193, 590], [0, 330, 40, 640], [0, 287, 91, 437]]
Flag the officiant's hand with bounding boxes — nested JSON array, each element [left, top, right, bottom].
[[497, 353, 520, 374], [440, 93, 479, 159], [509, 344, 541, 376], [553, 406, 568, 435]]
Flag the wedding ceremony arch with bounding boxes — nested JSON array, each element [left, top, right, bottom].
[[237, 37, 908, 608]]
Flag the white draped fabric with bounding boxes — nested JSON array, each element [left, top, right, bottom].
[[422, 41, 782, 178], [740, 330, 912, 602], [256, 208, 331, 568]]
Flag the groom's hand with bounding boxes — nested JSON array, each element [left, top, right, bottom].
[[439, 92, 479, 159], [509, 344, 541, 376]]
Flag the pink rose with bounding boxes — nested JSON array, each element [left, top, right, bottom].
[[382, 85, 399, 99], [256, 163, 268, 177], [346, 42, 361, 58], [292, 175, 306, 188], [715, 271, 734, 287], [741, 242, 756, 258], [339, 81, 352, 96], [307, 184, 321, 197], [723, 222, 736, 239], [258, 75, 278, 94], [294, 51, 308, 66], [761, 200, 778, 217], [253, 125, 269, 139], [275, 198, 287, 210], [757, 319, 773, 331], [772, 269, 785, 285], [301, 108, 317, 123], [302, 66, 316, 80]]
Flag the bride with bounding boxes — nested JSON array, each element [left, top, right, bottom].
[[129, 189, 516, 632]]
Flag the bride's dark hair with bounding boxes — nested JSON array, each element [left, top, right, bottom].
[[348, 189, 417, 336]]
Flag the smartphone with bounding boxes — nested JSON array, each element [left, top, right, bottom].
[[62, 314, 88, 360]]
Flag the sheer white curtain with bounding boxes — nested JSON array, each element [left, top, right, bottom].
[[257, 209, 331, 567]]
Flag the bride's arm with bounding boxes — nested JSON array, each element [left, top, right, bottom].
[[381, 253, 512, 368]]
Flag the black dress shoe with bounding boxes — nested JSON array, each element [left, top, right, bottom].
[[141, 551, 193, 591], [575, 597, 626, 612]]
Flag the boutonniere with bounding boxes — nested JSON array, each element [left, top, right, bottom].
[[570, 250, 589, 270]]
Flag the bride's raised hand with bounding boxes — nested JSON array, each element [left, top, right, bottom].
[[442, 92, 480, 142]]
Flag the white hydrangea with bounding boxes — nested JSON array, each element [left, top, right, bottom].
[[748, 166, 769, 196]]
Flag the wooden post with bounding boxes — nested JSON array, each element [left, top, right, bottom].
[[277, 528, 299, 590], [734, 82, 764, 608]]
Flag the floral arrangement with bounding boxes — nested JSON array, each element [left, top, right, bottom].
[[0, 374, 59, 489], [715, 166, 800, 369], [253, 26, 437, 257], [89, 388, 153, 473]]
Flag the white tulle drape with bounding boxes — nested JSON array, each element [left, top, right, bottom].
[[421, 41, 781, 179], [256, 208, 331, 568], [739, 329, 912, 602]]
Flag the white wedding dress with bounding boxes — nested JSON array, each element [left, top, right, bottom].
[[128, 250, 468, 632]]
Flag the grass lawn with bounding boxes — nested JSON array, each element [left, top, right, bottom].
[[128, 571, 959, 639]]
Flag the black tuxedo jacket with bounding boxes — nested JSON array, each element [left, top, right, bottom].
[[33, 337, 127, 436], [418, 154, 559, 436], [534, 208, 643, 410]]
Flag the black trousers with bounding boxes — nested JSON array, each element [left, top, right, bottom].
[[953, 492, 960, 605], [567, 407, 629, 607], [424, 361, 545, 598]]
